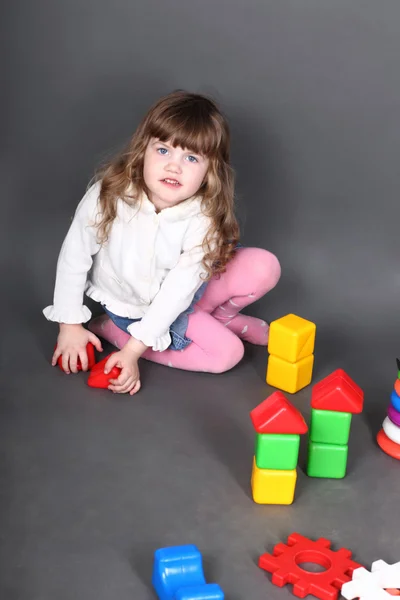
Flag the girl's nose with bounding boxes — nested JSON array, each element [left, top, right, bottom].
[[166, 161, 182, 174]]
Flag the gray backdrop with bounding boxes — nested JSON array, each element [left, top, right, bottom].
[[2, 1, 400, 598]]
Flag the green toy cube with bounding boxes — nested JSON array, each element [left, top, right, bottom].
[[306, 441, 348, 479], [310, 409, 352, 445], [255, 433, 300, 470]]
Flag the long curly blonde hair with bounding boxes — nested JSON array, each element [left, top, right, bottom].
[[93, 90, 240, 281]]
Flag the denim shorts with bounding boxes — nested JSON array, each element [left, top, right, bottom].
[[104, 242, 244, 351], [103, 280, 208, 351]]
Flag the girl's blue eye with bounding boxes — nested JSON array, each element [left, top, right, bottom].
[[187, 155, 198, 163], [157, 148, 168, 155]]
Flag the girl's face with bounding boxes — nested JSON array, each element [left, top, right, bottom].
[[143, 138, 209, 212]]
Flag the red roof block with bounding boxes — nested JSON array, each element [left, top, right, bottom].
[[87, 354, 121, 389], [250, 391, 308, 434], [311, 369, 364, 413]]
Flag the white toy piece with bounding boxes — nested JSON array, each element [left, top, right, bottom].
[[382, 416, 400, 444], [341, 566, 393, 599], [371, 559, 400, 588]]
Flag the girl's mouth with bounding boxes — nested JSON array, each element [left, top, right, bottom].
[[161, 178, 182, 187]]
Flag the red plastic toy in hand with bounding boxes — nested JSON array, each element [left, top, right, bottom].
[[87, 354, 121, 389], [56, 342, 96, 372]]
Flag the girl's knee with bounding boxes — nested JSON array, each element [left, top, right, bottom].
[[212, 334, 244, 373], [239, 247, 281, 289], [262, 250, 281, 288]]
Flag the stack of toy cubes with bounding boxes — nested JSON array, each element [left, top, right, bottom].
[[306, 369, 364, 479], [376, 358, 400, 461], [266, 314, 316, 394], [250, 391, 308, 505]]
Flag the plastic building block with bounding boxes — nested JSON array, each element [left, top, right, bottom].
[[255, 433, 300, 470], [310, 409, 352, 445], [376, 429, 400, 460], [383, 417, 400, 444], [251, 458, 297, 504], [341, 566, 394, 599], [311, 369, 364, 413], [87, 354, 121, 389], [152, 545, 206, 600], [56, 342, 96, 372], [266, 354, 314, 394], [152, 545, 224, 600], [258, 532, 362, 600], [175, 584, 224, 599], [397, 357, 400, 377], [395, 379, 400, 396], [306, 441, 348, 479], [388, 404, 400, 427], [267, 314, 316, 363], [391, 390, 400, 412], [250, 391, 308, 434]]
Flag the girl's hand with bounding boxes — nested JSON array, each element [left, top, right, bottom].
[[105, 347, 141, 395], [52, 323, 103, 374]]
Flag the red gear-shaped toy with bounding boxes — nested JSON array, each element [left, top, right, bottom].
[[258, 532, 363, 600]]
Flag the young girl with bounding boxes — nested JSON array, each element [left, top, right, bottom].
[[44, 90, 281, 395]]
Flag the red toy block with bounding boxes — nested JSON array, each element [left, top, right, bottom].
[[56, 342, 96, 372], [250, 391, 308, 434], [311, 369, 364, 414], [258, 532, 362, 600], [87, 354, 121, 389]]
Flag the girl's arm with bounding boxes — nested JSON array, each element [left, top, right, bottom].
[[43, 182, 101, 324], [127, 214, 212, 351]]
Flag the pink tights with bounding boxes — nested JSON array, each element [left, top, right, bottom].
[[88, 247, 281, 373]]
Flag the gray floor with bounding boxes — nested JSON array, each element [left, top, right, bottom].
[[2, 305, 400, 600], [3, 0, 400, 597]]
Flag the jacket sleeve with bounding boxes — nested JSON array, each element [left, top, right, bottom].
[[42, 182, 102, 324], [127, 213, 213, 351]]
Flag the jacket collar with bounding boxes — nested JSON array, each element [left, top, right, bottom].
[[124, 186, 204, 222]]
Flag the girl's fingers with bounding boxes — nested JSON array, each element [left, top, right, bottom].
[[109, 376, 134, 394], [119, 378, 138, 394], [52, 348, 61, 366], [88, 333, 103, 353], [104, 355, 120, 374], [121, 379, 139, 395], [108, 372, 129, 387], [108, 364, 132, 387], [69, 353, 79, 374], [110, 372, 128, 386], [62, 353, 70, 374], [129, 379, 141, 396], [78, 349, 89, 372]]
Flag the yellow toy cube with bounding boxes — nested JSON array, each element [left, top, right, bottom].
[[268, 314, 316, 363], [266, 354, 314, 394], [251, 457, 297, 504]]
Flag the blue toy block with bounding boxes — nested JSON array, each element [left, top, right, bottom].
[[391, 389, 400, 412], [175, 584, 224, 600], [152, 545, 206, 600]]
